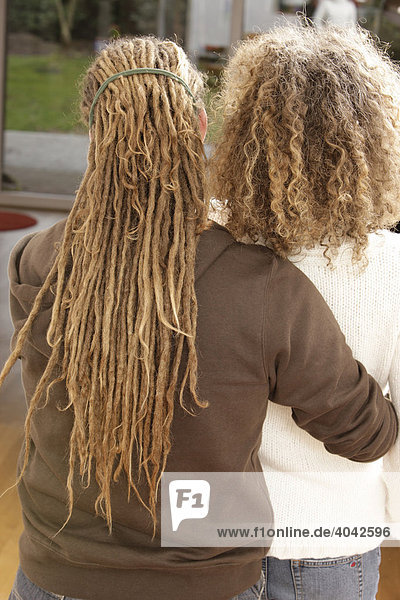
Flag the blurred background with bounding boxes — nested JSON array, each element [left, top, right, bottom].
[[2, 0, 400, 206], [0, 1, 400, 598]]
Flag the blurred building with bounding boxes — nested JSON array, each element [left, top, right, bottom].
[[186, 0, 303, 60]]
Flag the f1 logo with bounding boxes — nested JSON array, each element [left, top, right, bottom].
[[169, 480, 210, 531]]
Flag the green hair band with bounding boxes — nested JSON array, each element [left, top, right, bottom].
[[88, 67, 196, 128]]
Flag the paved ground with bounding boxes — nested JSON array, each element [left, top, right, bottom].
[[3, 130, 212, 196], [4, 130, 89, 195]]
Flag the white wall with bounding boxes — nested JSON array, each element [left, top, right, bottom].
[[187, 0, 282, 57], [244, 0, 279, 33]]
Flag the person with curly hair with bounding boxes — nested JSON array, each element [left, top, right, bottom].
[[1, 33, 397, 600], [209, 24, 400, 600]]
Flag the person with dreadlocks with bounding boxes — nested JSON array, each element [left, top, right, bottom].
[[209, 24, 400, 600], [1, 35, 397, 600]]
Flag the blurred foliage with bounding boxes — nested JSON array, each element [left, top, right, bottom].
[[8, 0, 188, 45], [8, 0, 59, 41]]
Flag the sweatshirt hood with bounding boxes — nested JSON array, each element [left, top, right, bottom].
[[195, 221, 235, 280]]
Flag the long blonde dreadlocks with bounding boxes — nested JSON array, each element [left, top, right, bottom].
[[0, 37, 209, 530]]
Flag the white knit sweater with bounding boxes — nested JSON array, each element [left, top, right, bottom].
[[259, 230, 400, 558]]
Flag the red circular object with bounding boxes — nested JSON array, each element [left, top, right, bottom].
[[350, 561, 356, 567], [0, 211, 37, 231]]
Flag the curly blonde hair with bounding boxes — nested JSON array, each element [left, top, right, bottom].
[[0, 37, 208, 531], [209, 25, 400, 261]]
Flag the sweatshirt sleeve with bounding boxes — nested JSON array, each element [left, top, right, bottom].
[[8, 225, 61, 358], [263, 257, 398, 463], [8, 232, 39, 350]]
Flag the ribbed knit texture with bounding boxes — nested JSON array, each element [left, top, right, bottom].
[[260, 230, 400, 558]]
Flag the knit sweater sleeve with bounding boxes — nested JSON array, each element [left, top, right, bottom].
[[264, 256, 398, 463], [383, 333, 400, 525]]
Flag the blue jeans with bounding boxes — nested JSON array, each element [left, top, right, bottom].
[[9, 565, 265, 600], [9, 567, 82, 600], [264, 547, 381, 600]]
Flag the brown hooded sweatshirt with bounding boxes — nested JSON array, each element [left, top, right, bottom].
[[8, 219, 397, 600]]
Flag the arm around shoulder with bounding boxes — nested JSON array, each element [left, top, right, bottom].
[[264, 257, 398, 462]]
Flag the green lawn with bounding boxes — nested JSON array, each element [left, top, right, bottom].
[[5, 53, 92, 133], [5, 53, 221, 141]]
